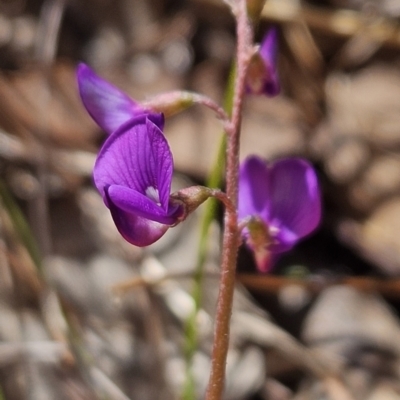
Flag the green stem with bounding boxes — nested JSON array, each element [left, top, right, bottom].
[[0, 180, 42, 273]]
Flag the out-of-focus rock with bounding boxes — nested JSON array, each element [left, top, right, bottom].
[[347, 155, 400, 212], [323, 66, 400, 150], [240, 96, 306, 160], [324, 137, 370, 184], [367, 383, 400, 400], [338, 199, 400, 276], [0, 303, 22, 342], [302, 285, 400, 398], [224, 346, 266, 400], [313, 64, 400, 274], [263, 378, 293, 400], [313, 65, 400, 212], [302, 285, 400, 361]]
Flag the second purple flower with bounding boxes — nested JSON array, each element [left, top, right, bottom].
[[238, 156, 321, 272]]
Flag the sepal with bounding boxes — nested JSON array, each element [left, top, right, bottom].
[[243, 216, 274, 272], [170, 186, 214, 221]]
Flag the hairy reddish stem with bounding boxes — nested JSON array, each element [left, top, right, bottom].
[[143, 91, 231, 130], [205, 1, 253, 399]]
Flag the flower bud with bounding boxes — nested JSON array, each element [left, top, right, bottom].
[[246, 28, 280, 97], [246, 0, 267, 23]]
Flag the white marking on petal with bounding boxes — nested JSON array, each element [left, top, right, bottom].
[[269, 225, 279, 235], [146, 186, 161, 205], [269, 225, 280, 245]]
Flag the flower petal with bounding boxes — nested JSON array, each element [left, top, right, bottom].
[[238, 156, 270, 221], [93, 114, 173, 211], [77, 63, 162, 134], [259, 28, 280, 96], [106, 190, 170, 246], [269, 158, 321, 250], [107, 185, 181, 225]]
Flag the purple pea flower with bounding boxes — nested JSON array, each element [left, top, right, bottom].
[[93, 112, 184, 246], [76, 64, 210, 247], [238, 156, 321, 272], [77, 63, 163, 135], [246, 27, 280, 97]]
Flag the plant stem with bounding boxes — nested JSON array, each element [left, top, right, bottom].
[[205, 1, 253, 399], [182, 59, 236, 400]]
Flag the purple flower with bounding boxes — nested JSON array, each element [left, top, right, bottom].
[[77, 63, 163, 135], [238, 156, 321, 272], [93, 113, 183, 246], [246, 28, 280, 97]]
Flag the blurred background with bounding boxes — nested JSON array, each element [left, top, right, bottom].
[[1, 0, 400, 399]]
